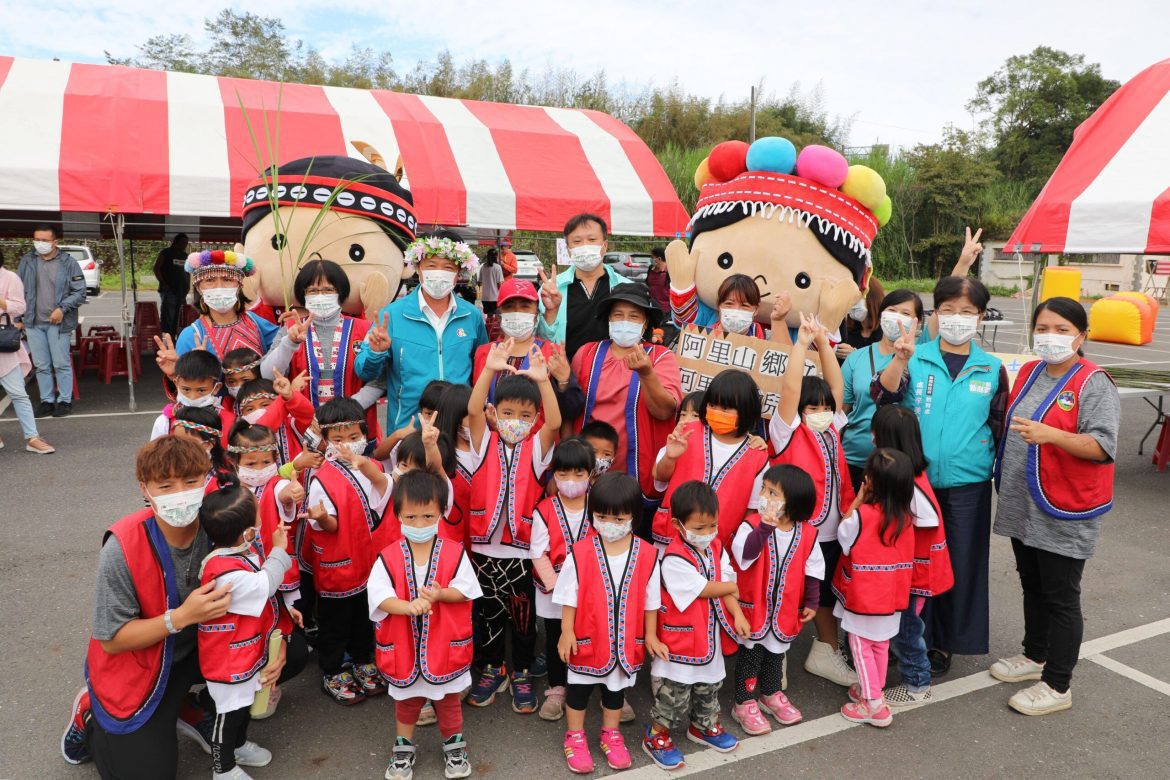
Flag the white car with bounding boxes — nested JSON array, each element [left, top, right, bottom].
[[59, 245, 100, 296], [513, 250, 543, 281]]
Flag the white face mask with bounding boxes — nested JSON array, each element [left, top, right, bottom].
[[304, 293, 341, 319], [500, 312, 536, 340], [421, 270, 456, 299], [684, 528, 717, 549], [201, 287, 239, 314], [719, 307, 755, 334], [343, 439, 368, 457], [880, 311, 915, 342], [33, 240, 54, 256], [1033, 333, 1078, 363], [609, 320, 644, 348], [594, 519, 631, 542], [238, 463, 278, 487], [569, 244, 603, 272], [226, 385, 242, 398], [938, 313, 979, 346], [149, 486, 204, 528], [757, 496, 786, 520], [804, 410, 834, 433], [848, 301, 869, 322], [177, 390, 219, 409], [592, 456, 613, 477], [242, 409, 265, 424], [459, 424, 472, 443]]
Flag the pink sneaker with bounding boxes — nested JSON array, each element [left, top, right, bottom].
[[840, 699, 893, 728], [730, 700, 772, 736], [847, 683, 863, 704], [759, 691, 802, 725], [563, 730, 594, 774], [599, 727, 632, 770]]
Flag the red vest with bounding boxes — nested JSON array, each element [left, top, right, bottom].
[[998, 359, 1115, 520], [255, 477, 301, 603], [568, 535, 658, 678], [197, 550, 281, 684], [469, 432, 542, 550], [832, 505, 915, 616], [289, 315, 382, 441], [911, 474, 953, 598], [85, 510, 203, 734], [255, 393, 315, 464], [574, 340, 676, 502], [443, 460, 473, 546], [658, 536, 737, 664], [651, 422, 768, 546], [733, 515, 818, 643], [533, 495, 592, 595], [305, 460, 389, 598], [373, 539, 474, 687], [770, 422, 855, 527]]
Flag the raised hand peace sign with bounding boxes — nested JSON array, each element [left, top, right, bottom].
[[893, 321, 916, 361], [664, 420, 693, 459], [154, 333, 179, 377], [286, 312, 313, 346], [538, 269, 561, 315], [367, 313, 391, 353]]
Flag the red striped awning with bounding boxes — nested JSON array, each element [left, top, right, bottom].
[[0, 56, 689, 237], [1005, 58, 1170, 255]]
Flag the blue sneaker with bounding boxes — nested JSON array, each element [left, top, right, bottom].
[[466, 664, 508, 708], [61, 688, 91, 765], [511, 670, 538, 714], [642, 725, 684, 770], [686, 722, 739, 753]]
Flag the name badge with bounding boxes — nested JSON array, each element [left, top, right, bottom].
[[968, 379, 992, 395]]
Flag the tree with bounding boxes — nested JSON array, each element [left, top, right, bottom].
[[968, 46, 1118, 188]]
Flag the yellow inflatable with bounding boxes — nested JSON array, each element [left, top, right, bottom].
[[1089, 294, 1156, 345]]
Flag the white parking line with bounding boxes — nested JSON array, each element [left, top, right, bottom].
[[0, 409, 158, 423], [1088, 654, 1170, 697]]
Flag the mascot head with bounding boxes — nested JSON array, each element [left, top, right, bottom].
[[239, 143, 416, 320], [667, 137, 892, 329]]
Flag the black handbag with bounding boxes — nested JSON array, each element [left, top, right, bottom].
[[0, 313, 21, 352]]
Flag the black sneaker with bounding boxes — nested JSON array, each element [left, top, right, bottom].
[[36, 401, 55, 418], [53, 402, 73, 417], [928, 648, 952, 678]]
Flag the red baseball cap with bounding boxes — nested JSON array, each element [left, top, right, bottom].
[[498, 278, 539, 306]]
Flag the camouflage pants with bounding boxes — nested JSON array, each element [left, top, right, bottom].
[[650, 677, 723, 731]]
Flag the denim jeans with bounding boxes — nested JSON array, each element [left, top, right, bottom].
[[0, 365, 39, 439], [893, 595, 932, 691], [25, 323, 72, 403]]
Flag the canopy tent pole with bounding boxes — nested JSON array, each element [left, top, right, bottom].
[[105, 211, 137, 411]]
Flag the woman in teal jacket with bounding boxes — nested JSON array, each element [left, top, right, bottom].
[[873, 276, 1007, 675]]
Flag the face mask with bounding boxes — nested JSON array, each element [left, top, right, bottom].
[[304, 293, 341, 319], [594, 519, 631, 542], [719, 307, 755, 334], [33, 240, 54, 255], [201, 287, 239, 314], [880, 311, 915, 342], [459, 424, 472, 443], [609, 320, 644, 348], [1033, 333, 1078, 363], [757, 497, 785, 520], [344, 439, 368, 457], [848, 301, 869, 322], [402, 523, 439, 543], [500, 312, 536, 340], [569, 244, 603, 272], [238, 463, 278, 487], [557, 478, 590, 499], [496, 417, 534, 446], [705, 407, 739, 436], [422, 270, 456, 299], [150, 486, 204, 528], [804, 410, 834, 433], [226, 385, 242, 398], [938, 313, 979, 346], [684, 528, 717, 549], [592, 456, 613, 477], [243, 409, 265, 424], [177, 390, 219, 409]]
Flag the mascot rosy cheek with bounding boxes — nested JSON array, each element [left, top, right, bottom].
[[667, 136, 892, 334], [239, 145, 417, 323]]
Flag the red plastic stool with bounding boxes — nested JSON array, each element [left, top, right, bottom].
[[88, 325, 118, 338], [135, 301, 161, 328], [1153, 417, 1170, 472], [76, 335, 106, 375], [99, 340, 142, 384]]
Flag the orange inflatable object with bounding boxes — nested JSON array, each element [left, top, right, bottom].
[[1088, 294, 1155, 345]]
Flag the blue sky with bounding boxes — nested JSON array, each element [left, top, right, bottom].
[[1, 0, 1165, 148]]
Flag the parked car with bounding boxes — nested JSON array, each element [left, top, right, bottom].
[[604, 252, 652, 281], [59, 245, 100, 296], [513, 249, 543, 281]]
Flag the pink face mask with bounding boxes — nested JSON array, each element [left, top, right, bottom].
[[557, 478, 589, 499]]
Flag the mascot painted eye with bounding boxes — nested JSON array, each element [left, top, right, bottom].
[[348, 243, 365, 262], [717, 252, 734, 270], [270, 233, 286, 251], [795, 272, 811, 289]]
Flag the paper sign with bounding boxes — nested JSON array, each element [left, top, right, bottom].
[[555, 238, 570, 270], [990, 353, 1034, 387]]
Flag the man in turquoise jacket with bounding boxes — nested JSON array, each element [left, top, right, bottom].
[[355, 231, 488, 430]]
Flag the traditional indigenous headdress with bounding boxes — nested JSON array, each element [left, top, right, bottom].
[[185, 250, 256, 281], [404, 235, 481, 275]]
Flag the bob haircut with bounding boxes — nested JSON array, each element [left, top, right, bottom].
[[760, 464, 816, 524], [587, 471, 642, 521], [700, 369, 761, 437], [294, 258, 352, 305], [798, 375, 836, 414], [933, 275, 990, 313], [716, 273, 762, 307], [550, 436, 595, 475]]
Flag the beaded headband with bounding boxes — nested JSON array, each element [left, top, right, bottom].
[[227, 443, 279, 454], [224, 359, 261, 375], [174, 420, 221, 438]]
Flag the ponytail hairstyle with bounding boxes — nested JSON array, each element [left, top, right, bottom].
[[199, 472, 260, 549], [173, 404, 229, 475], [870, 405, 928, 477], [863, 447, 915, 545]]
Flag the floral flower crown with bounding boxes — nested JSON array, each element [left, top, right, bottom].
[[403, 236, 480, 275], [185, 250, 256, 278]]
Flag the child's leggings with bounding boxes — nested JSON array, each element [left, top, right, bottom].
[[210, 706, 250, 774], [566, 683, 623, 711], [396, 694, 463, 738], [849, 633, 890, 701], [734, 645, 784, 703]]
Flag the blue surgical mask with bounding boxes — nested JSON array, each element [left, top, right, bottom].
[[402, 524, 439, 543], [608, 320, 644, 348]]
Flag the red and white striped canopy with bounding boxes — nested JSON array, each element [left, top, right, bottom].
[[1005, 58, 1170, 255], [0, 56, 688, 237]]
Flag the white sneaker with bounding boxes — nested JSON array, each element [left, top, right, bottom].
[[213, 767, 253, 779], [234, 741, 272, 767], [804, 640, 858, 687], [1008, 681, 1071, 716], [619, 700, 636, 723], [990, 654, 1045, 682]]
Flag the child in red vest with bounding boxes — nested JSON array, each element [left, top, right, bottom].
[[434, 383, 475, 545], [833, 448, 917, 727], [643, 481, 751, 770], [652, 369, 770, 548], [464, 339, 561, 714], [554, 472, 667, 773], [870, 407, 953, 707], [171, 405, 232, 480], [769, 313, 857, 689], [197, 480, 292, 779], [579, 420, 618, 478], [368, 471, 480, 780], [302, 398, 392, 705], [530, 437, 596, 721], [151, 350, 236, 448], [221, 347, 262, 413], [236, 370, 314, 464], [729, 465, 823, 736]]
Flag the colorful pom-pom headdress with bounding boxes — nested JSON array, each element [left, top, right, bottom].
[[404, 235, 481, 276], [185, 250, 256, 281], [690, 137, 893, 290]]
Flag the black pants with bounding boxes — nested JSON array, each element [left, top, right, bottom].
[[211, 707, 250, 773], [566, 682, 624, 711], [847, 463, 866, 495], [472, 554, 536, 672], [159, 292, 183, 339], [317, 592, 375, 674], [734, 645, 785, 703], [1012, 538, 1086, 693], [87, 653, 202, 780], [923, 481, 992, 655], [544, 616, 567, 688]]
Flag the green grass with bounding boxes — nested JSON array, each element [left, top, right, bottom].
[[101, 271, 158, 291], [882, 277, 1021, 298]]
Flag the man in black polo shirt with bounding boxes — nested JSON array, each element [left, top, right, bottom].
[[153, 233, 189, 339]]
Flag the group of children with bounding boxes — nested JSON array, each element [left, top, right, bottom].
[[116, 305, 951, 780]]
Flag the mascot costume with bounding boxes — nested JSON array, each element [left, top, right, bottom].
[[667, 136, 892, 335]]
